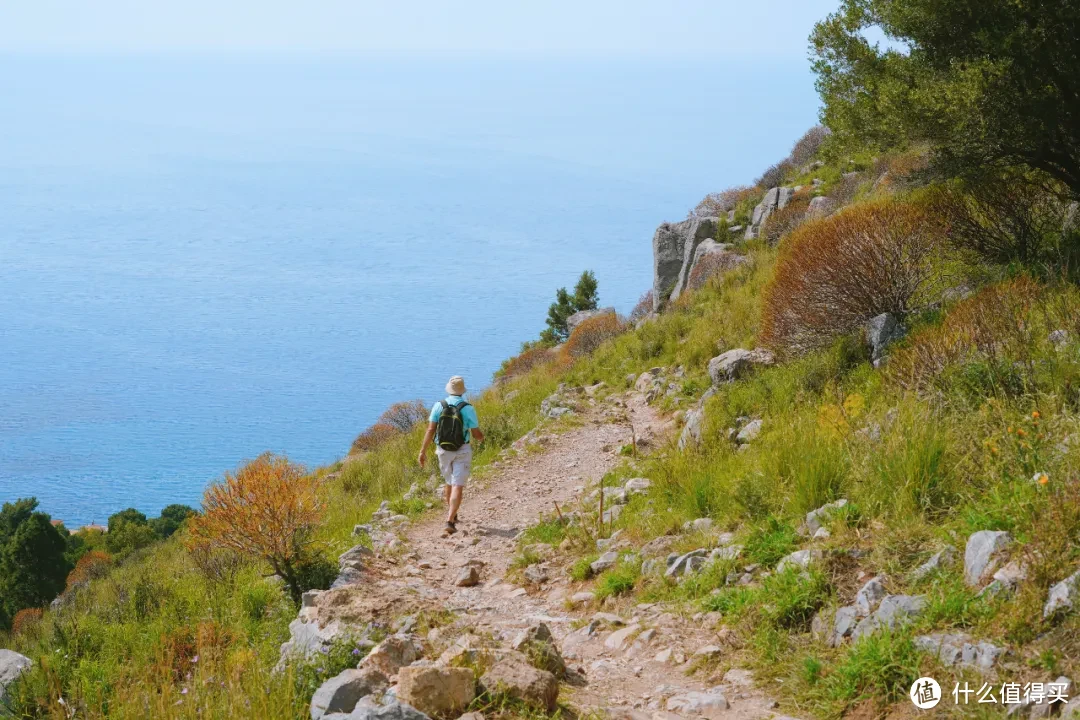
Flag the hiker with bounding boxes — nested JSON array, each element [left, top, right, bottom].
[[418, 375, 484, 534]]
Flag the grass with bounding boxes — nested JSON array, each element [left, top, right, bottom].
[[10, 147, 1080, 719], [2, 357, 565, 719]]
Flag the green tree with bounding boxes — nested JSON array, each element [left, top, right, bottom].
[[0, 510, 71, 625], [811, 0, 1080, 197], [105, 508, 158, 556], [150, 504, 197, 539], [541, 270, 600, 344]]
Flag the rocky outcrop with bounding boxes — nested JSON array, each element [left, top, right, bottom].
[[745, 186, 794, 239], [651, 216, 721, 310], [0, 650, 32, 703]]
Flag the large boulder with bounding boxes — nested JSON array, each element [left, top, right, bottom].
[[396, 665, 475, 718], [0, 650, 32, 703], [964, 531, 1012, 587], [479, 652, 559, 712], [310, 667, 389, 720], [359, 635, 424, 679], [708, 348, 775, 385], [566, 307, 616, 335], [652, 216, 721, 310]]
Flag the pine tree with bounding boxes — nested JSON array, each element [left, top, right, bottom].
[[541, 271, 600, 344]]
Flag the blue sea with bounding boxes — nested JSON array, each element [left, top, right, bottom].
[[0, 54, 820, 527]]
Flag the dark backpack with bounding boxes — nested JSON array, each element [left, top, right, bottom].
[[436, 400, 471, 451]]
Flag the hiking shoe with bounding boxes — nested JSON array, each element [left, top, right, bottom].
[[444, 521, 457, 534]]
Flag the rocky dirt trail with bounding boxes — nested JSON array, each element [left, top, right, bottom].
[[299, 389, 802, 720]]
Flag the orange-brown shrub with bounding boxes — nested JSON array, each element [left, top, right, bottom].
[[377, 400, 428, 432], [186, 453, 322, 603], [686, 251, 749, 292], [500, 345, 556, 379], [349, 422, 401, 454], [562, 313, 626, 359], [888, 277, 1043, 391], [760, 199, 946, 355], [761, 195, 811, 246], [66, 550, 112, 590], [12, 608, 43, 636]]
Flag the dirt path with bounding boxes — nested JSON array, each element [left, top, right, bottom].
[[311, 390, 800, 719]]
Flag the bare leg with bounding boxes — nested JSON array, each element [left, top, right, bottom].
[[443, 484, 451, 510], [447, 486, 464, 523]]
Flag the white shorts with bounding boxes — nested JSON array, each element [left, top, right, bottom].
[[436, 443, 473, 487]]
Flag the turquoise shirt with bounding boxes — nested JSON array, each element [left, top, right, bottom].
[[429, 395, 479, 444]]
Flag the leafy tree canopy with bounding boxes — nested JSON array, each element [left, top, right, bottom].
[[812, 0, 1080, 197], [150, 504, 197, 539], [0, 501, 70, 627]]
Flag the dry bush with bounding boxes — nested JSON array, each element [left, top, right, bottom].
[[563, 313, 626, 359], [349, 423, 401, 454], [761, 194, 812, 246], [830, 170, 866, 210], [928, 173, 1071, 264], [500, 345, 556, 379], [690, 186, 755, 218], [66, 550, 111, 590], [686, 251, 749, 292], [159, 621, 236, 683], [628, 291, 654, 323], [188, 543, 247, 585], [790, 126, 831, 168], [186, 453, 323, 603], [378, 400, 428, 432], [12, 608, 43, 636], [756, 159, 794, 189], [888, 277, 1043, 391], [760, 199, 947, 355]]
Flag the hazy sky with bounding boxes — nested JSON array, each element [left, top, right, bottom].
[[0, 1, 839, 55]]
